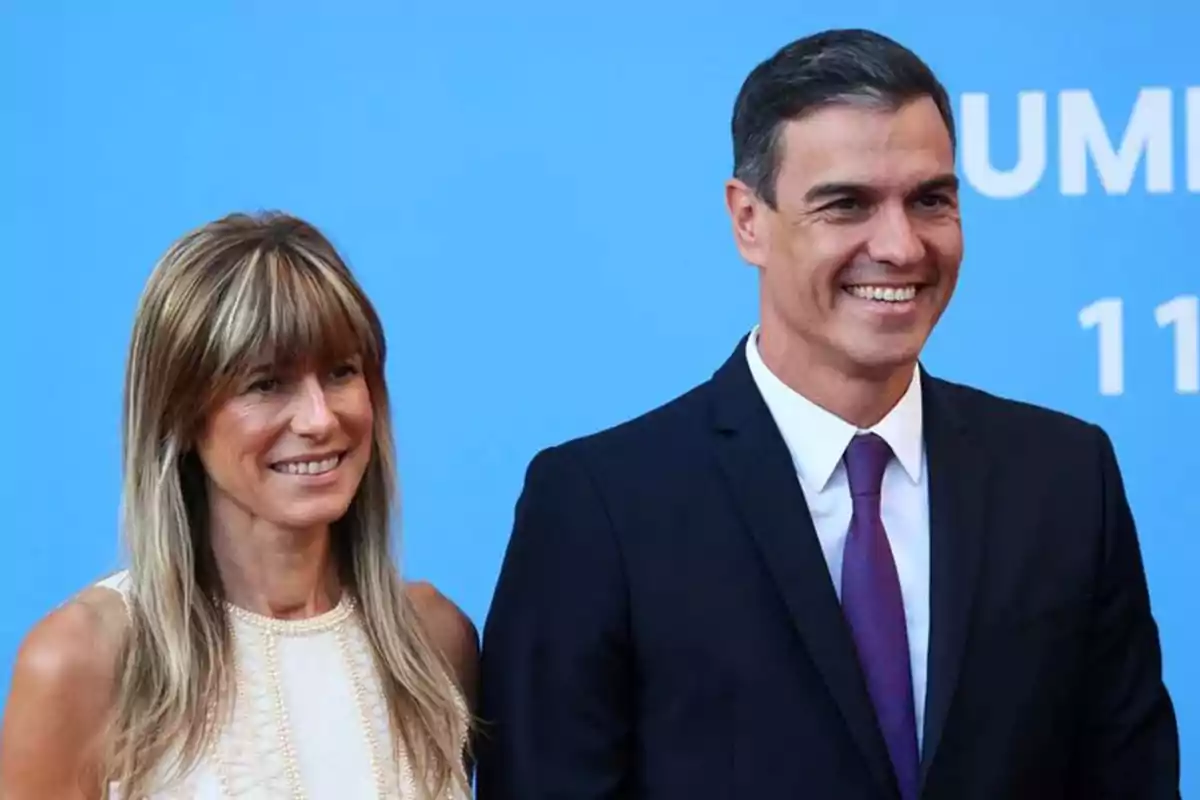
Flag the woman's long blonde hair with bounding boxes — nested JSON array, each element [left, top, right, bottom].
[[104, 211, 470, 798]]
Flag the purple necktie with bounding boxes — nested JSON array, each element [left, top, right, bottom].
[[841, 433, 919, 800]]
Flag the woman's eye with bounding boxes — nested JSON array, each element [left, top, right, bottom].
[[246, 377, 279, 394], [331, 363, 360, 380]]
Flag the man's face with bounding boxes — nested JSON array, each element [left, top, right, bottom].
[[727, 96, 963, 380]]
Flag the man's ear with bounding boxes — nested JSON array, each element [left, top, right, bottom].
[[724, 178, 772, 268]]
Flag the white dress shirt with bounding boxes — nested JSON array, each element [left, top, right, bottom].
[[744, 328, 930, 748]]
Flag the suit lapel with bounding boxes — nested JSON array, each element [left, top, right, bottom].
[[708, 340, 899, 798], [918, 372, 989, 787]]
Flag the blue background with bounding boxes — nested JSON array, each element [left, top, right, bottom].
[[1, 1, 1195, 792]]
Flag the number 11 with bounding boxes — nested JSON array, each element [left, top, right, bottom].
[[1079, 295, 1199, 396]]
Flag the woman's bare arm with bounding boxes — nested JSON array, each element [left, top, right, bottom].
[[0, 587, 126, 800], [407, 581, 480, 713]]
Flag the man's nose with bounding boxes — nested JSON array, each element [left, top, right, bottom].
[[866, 204, 927, 268]]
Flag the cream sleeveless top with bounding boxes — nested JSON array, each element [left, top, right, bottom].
[[97, 571, 468, 800]]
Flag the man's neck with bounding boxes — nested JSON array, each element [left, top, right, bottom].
[[209, 512, 340, 620], [755, 327, 914, 430]]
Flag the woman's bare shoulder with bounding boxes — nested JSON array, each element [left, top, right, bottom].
[[405, 581, 479, 708], [22, 586, 126, 675], [0, 585, 128, 797]]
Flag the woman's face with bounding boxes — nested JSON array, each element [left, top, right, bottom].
[[194, 357, 375, 535]]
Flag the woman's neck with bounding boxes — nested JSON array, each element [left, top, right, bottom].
[[209, 516, 342, 620]]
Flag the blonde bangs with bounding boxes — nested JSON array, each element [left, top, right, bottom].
[[201, 243, 384, 397]]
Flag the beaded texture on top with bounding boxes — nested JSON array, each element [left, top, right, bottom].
[[97, 572, 469, 800]]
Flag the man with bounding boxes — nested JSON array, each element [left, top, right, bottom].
[[475, 28, 1179, 799]]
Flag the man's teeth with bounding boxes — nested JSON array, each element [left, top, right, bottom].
[[273, 455, 340, 475], [846, 285, 918, 302]]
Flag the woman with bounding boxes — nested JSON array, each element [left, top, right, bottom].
[[0, 212, 476, 799]]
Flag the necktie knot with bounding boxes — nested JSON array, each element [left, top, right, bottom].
[[844, 433, 892, 499]]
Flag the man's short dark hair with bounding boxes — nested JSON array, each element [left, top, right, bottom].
[[732, 28, 956, 208]]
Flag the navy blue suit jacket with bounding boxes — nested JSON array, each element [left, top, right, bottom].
[[475, 339, 1179, 799]]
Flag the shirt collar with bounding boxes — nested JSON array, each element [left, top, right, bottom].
[[744, 327, 924, 492]]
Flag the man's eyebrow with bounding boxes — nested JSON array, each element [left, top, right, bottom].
[[803, 173, 959, 203], [803, 181, 872, 203], [915, 174, 960, 194]]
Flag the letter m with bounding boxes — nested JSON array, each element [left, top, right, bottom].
[[1059, 88, 1173, 195]]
